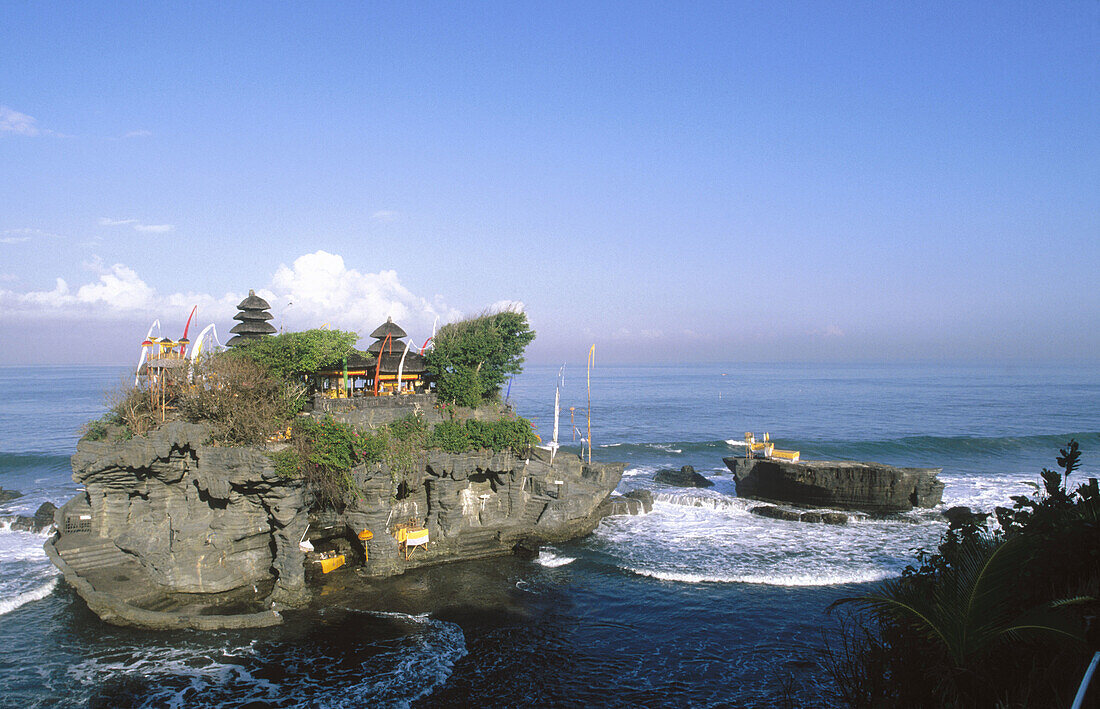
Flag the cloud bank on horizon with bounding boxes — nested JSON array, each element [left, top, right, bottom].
[[0, 250, 464, 347]]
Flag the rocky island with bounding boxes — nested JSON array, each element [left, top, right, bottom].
[[724, 456, 944, 513], [46, 306, 625, 630]]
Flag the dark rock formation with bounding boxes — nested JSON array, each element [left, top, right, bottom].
[[624, 488, 654, 513], [724, 457, 943, 513], [654, 465, 714, 488], [0, 487, 22, 503], [47, 420, 623, 630], [10, 502, 57, 533], [750, 505, 849, 524], [943, 506, 988, 526]]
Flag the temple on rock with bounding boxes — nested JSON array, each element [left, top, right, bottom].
[[309, 317, 430, 398]]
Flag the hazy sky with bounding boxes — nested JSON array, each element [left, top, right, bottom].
[[2, 2, 1097, 365]]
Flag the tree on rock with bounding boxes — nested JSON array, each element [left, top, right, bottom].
[[426, 309, 535, 407]]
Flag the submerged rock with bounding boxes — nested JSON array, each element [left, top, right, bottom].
[[654, 465, 714, 488], [942, 505, 989, 526], [0, 487, 22, 503], [724, 457, 943, 513], [624, 488, 654, 513], [10, 502, 57, 533], [750, 505, 849, 525]]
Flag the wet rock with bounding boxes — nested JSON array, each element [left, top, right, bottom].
[[821, 512, 849, 525], [943, 506, 988, 527], [11, 502, 57, 533], [724, 457, 943, 512], [750, 505, 802, 521], [623, 488, 654, 513], [0, 487, 22, 503], [513, 537, 540, 560], [601, 495, 645, 516], [799, 512, 823, 523], [654, 465, 714, 488]]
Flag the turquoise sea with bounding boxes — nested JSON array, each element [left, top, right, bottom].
[[0, 362, 1097, 707]]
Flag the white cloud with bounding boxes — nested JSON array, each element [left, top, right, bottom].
[[99, 218, 175, 233], [270, 251, 461, 339], [370, 210, 399, 223], [0, 106, 40, 136], [0, 250, 465, 344], [123, 130, 152, 138], [2, 227, 63, 243], [133, 223, 174, 233], [488, 300, 525, 313], [0, 106, 69, 137], [0, 236, 30, 244]]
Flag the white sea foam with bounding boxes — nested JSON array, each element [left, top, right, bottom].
[[0, 577, 57, 616], [589, 498, 943, 589], [724, 439, 749, 447], [623, 566, 894, 587], [535, 550, 576, 568]]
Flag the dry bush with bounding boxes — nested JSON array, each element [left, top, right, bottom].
[[105, 381, 158, 438], [180, 355, 304, 445]]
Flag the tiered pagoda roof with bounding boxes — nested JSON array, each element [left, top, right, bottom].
[[368, 317, 426, 373], [226, 290, 277, 347]]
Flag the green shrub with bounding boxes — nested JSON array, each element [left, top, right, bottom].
[[427, 417, 537, 455], [426, 309, 534, 405], [267, 447, 301, 479], [228, 328, 359, 381], [827, 440, 1099, 708]]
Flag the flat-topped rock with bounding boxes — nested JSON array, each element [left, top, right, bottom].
[[654, 465, 714, 488], [724, 457, 943, 513]]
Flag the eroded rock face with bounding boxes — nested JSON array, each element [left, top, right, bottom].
[[724, 457, 944, 513], [53, 421, 624, 629], [67, 421, 310, 604]]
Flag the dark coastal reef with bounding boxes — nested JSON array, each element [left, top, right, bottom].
[[826, 440, 1100, 708]]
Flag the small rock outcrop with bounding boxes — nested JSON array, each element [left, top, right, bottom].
[[9, 502, 57, 533], [624, 489, 654, 513], [654, 465, 714, 488], [724, 457, 944, 513], [750, 505, 848, 524], [0, 487, 22, 503]]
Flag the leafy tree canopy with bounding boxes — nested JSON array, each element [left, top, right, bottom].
[[426, 310, 535, 406], [228, 329, 359, 381]]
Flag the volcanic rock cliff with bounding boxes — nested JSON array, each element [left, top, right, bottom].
[[47, 419, 623, 630]]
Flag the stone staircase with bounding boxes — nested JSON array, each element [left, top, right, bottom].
[[55, 535, 132, 574], [520, 494, 553, 526]]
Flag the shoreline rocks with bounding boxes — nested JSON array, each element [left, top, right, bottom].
[[654, 465, 714, 488], [724, 457, 944, 512], [0, 487, 23, 503]]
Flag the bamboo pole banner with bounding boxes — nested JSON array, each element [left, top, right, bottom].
[[586, 345, 595, 463]]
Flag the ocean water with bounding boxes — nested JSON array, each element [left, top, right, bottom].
[[0, 362, 1097, 707]]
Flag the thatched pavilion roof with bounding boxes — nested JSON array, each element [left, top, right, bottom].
[[369, 317, 407, 340]]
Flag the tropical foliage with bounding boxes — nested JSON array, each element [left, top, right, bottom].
[[228, 328, 359, 381], [426, 310, 535, 406], [827, 440, 1099, 707]]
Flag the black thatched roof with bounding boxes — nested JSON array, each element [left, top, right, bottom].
[[369, 317, 407, 340], [234, 310, 273, 322], [236, 289, 271, 311], [367, 337, 416, 355], [375, 350, 427, 373], [230, 321, 277, 336]]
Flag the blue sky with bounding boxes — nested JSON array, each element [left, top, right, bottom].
[[2, 2, 1097, 364]]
